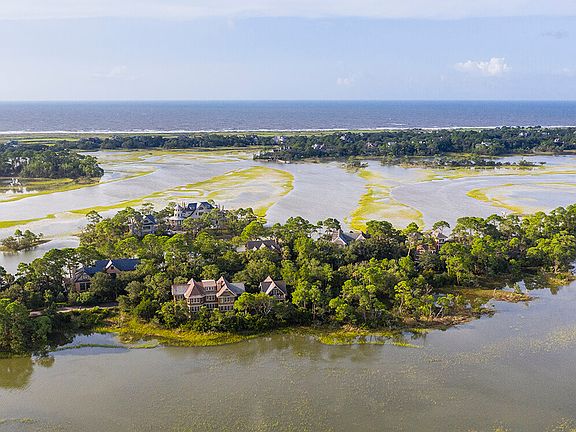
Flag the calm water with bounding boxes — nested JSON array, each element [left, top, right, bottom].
[[3, 151, 576, 273], [1, 101, 576, 132], [1, 282, 576, 431]]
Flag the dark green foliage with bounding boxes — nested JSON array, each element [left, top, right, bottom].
[[13, 127, 576, 159], [3, 201, 576, 352], [254, 127, 576, 160], [1, 229, 44, 252], [0, 299, 51, 355], [0, 143, 103, 179]]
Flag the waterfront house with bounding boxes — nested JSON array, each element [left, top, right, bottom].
[[128, 214, 158, 236], [259, 276, 288, 301], [168, 201, 215, 230], [331, 229, 368, 246], [172, 276, 245, 313], [70, 258, 140, 292], [245, 239, 281, 253]]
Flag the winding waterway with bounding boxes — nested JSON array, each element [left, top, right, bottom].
[[1, 281, 576, 431], [3, 150, 576, 273]]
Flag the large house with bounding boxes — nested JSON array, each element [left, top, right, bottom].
[[128, 214, 158, 236], [245, 239, 281, 253], [171, 276, 245, 313], [168, 201, 215, 230], [259, 276, 288, 301], [331, 229, 368, 246], [70, 258, 140, 292]]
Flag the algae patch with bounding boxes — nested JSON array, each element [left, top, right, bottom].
[[348, 168, 423, 229]]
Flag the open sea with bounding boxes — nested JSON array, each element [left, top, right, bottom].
[[0, 101, 576, 133]]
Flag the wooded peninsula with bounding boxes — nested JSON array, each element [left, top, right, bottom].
[[0, 143, 103, 179], [1, 202, 575, 356]]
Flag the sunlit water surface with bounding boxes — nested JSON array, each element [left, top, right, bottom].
[[1, 282, 576, 432]]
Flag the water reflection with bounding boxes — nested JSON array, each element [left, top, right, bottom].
[[0, 356, 34, 389]]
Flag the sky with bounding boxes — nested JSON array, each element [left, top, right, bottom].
[[1, 0, 576, 100]]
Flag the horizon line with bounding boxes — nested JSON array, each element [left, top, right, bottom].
[[2, 99, 576, 103]]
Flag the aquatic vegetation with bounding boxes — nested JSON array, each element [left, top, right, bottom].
[[459, 287, 532, 303], [70, 199, 147, 216], [144, 166, 294, 217], [52, 341, 159, 352], [97, 319, 253, 347], [0, 214, 56, 229], [466, 182, 576, 214], [348, 168, 423, 229], [0, 170, 153, 204]]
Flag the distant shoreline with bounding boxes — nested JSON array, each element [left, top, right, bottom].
[[1, 124, 576, 138]]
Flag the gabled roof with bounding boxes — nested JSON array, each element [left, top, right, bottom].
[[184, 280, 206, 298], [331, 230, 367, 246], [142, 214, 157, 225], [71, 269, 91, 283], [246, 239, 281, 252], [260, 276, 287, 296], [84, 258, 140, 276], [186, 202, 214, 212], [216, 277, 245, 297]]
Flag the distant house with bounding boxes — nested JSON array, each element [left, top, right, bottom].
[[171, 276, 245, 313], [70, 258, 140, 292], [245, 239, 281, 253], [168, 201, 215, 230], [129, 214, 158, 236], [415, 232, 449, 256], [259, 276, 287, 301], [331, 229, 368, 246], [433, 232, 448, 248]]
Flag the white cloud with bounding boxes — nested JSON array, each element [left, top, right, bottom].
[[336, 77, 355, 86], [455, 57, 510, 77], [2, 0, 576, 20]]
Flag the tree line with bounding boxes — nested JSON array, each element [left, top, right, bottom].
[[6, 127, 576, 158], [0, 143, 103, 179], [255, 127, 576, 160], [2, 202, 576, 355]]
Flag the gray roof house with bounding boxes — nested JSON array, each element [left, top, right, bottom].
[[331, 230, 368, 246], [246, 239, 281, 253], [168, 201, 215, 230], [70, 258, 140, 292], [259, 276, 287, 300], [129, 214, 158, 236]]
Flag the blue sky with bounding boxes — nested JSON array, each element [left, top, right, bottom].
[[1, 0, 576, 100]]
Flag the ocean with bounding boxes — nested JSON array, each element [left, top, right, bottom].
[[0, 101, 575, 133]]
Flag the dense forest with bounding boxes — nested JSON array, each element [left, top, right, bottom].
[[0, 144, 103, 179], [25, 127, 576, 158], [255, 127, 576, 160], [2, 202, 576, 355]]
